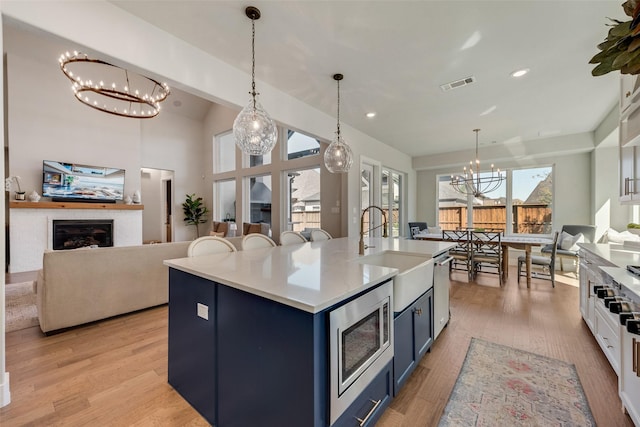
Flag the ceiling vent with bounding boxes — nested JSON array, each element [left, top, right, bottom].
[[440, 76, 475, 92]]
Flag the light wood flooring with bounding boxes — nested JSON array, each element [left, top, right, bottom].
[[0, 268, 634, 426]]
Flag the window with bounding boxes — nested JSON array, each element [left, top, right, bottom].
[[381, 169, 403, 238], [285, 168, 320, 232], [215, 179, 236, 222], [438, 165, 553, 235], [287, 131, 320, 160], [246, 174, 272, 226], [215, 131, 236, 173]]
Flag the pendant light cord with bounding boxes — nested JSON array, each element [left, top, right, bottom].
[[251, 17, 257, 109], [336, 78, 341, 137]]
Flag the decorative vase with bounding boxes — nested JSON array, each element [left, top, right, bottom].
[[124, 195, 133, 205], [27, 190, 41, 202], [132, 190, 141, 204], [14, 191, 25, 201]]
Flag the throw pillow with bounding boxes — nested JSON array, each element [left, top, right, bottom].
[[606, 228, 623, 243], [560, 231, 584, 251], [427, 226, 442, 234]]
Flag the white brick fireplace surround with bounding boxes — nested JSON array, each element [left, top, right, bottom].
[[9, 203, 143, 273]]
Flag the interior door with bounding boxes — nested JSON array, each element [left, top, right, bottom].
[[164, 179, 172, 242]]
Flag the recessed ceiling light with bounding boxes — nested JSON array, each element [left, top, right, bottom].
[[366, 112, 376, 118], [511, 68, 529, 78]]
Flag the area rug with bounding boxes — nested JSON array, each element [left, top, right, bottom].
[[438, 338, 595, 426], [5, 281, 38, 332]]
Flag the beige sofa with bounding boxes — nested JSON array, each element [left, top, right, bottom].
[[36, 241, 190, 333]]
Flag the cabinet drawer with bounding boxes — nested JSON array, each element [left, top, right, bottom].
[[595, 301, 620, 376], [332, 361, 392, 427]]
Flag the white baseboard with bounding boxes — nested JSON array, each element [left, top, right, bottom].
[[0, 372, 10, 407]]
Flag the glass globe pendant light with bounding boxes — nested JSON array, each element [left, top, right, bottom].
[[233, 6, 278, 156], [324, 73, 353, 173]]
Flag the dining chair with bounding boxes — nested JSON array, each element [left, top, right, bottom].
[[518, 231, 559, 287], [310, 229, 332, 241], [470, 230, 503, 285], [242, 233, 277, 250], [541, 224, 596, 272], [279, 231, 307, 246], [408, 222, 428, 239], [187, 236, 237, 257], [442, 229, 472, 280]]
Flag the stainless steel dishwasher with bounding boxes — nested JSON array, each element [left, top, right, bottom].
[[433, 251, 453, 340]]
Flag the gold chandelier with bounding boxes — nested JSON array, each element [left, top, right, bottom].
[[59, 51, 170, 118], [450, 129, 504, 197]]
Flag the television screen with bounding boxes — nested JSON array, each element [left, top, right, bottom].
[[42, 160, 125, 201]]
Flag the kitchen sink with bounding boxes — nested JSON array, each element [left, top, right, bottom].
[[354, 251, 434, 312]]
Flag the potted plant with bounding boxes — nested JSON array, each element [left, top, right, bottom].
[[628, 222, 640, 234], [5, 175, 24, 200], [183, 193, 209, 238]]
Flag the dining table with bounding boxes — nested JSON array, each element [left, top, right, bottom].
[[413, 232, 553, 287]]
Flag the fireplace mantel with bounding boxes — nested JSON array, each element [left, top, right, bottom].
[[10, 201, 143, 210]]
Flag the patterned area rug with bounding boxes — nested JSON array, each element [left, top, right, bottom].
[[5, 281, 38, 332], [439, 338, 595, 426]]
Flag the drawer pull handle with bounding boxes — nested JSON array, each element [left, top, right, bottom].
[[634, 338, 637, 374], [636, 339, 640, 378], [414, 308, 422, 316], [356, 399, 381, 427]]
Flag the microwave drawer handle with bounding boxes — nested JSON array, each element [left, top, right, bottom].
[[356, 398, 381, 427]]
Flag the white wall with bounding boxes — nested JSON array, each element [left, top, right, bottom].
[[141, 168, 162, 242]]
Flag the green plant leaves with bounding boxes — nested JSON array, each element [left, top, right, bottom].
[[590, 2, 640, 76]]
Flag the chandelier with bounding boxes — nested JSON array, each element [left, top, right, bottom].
[[233, 6, 278, 156], [324, 73, 353, 173], [59, 51, 170, 118], [450, 129, 504, 197]]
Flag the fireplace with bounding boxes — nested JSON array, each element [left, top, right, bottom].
[[52, 219, 114, 250]]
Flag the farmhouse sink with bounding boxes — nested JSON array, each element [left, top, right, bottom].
[[355, 251, 434, 312]]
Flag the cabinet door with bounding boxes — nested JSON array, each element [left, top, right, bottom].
[[620, 329, 640, 426], [620, 145, 635, 201], [413, 288, 434, 360], [621, 73, 638, 114]]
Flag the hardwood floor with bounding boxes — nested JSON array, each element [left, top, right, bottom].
[[0, 268, 633, 426]]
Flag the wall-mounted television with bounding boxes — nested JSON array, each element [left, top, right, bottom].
[[42, 160, 125, 203]]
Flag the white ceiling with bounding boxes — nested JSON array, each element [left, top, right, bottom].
[[15, 1, 627, 158]]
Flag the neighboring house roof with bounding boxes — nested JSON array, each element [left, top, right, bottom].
[[291, 169, 320, 202]]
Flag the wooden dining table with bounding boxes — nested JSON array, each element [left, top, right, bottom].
[[414, 232, 553, 287]]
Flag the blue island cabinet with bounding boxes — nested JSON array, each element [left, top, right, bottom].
[[168, 268, 328, 427], [392, 288, 434, 395]]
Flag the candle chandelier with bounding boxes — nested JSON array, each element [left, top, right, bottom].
[[233, 6, 278, 156], [59, 51, 170, 118], [324, 73, 353, 173], [450, 129, 504, 197]]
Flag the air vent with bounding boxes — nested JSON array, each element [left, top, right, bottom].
[[440, 76, 476, 92]]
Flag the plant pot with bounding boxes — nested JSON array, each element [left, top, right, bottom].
[[14, 192, 25, 201], [628, 228, 640, 235]]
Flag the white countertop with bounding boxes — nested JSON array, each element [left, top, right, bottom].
[[164, 237, 455, 313]]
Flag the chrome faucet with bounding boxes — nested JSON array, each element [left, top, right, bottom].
[[359, 205, 388, 255]]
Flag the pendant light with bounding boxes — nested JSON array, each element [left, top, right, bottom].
[[450, 129, 505, 197], [233, 6, 278, 156], [324, 73, 353, 173]]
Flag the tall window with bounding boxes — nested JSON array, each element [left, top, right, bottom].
[[287, 131, 320, 160], [215, 179, 236, 222], [215, 131, 236, 173], [437, 165, 553, 235], [382, 169, 403, 238], [246, 174, 272, 226], [285, 168, 321, 232]]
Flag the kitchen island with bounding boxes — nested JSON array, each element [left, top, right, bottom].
[[164, 237, 454, 427]]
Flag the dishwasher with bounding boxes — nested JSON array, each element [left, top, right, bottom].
[[433, 251, 453, 340]]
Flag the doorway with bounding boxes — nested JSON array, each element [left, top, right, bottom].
[[141, 168, 175, 243]]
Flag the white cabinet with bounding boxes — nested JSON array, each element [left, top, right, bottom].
[[594, 300, 620, 376], [579, 249, 614, 333], [620, 328, 640, 426], [618, 74, 640, 203]]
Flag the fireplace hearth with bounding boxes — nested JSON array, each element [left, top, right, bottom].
[[52, 219, 114, 250]]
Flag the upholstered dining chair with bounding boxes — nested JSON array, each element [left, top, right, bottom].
[[279, 231, 307, 246], [541, 224, 596, 272], [188, 236, 237, 257], [518, 231, 559, 287], [310, 229, 332, 241], [242, 233, 277, 250]]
